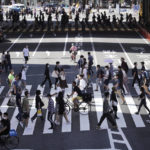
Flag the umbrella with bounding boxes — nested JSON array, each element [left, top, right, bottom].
[[104, 59, 113, 63]]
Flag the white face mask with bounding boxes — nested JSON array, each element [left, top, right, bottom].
[[3, 116, 7, 120]]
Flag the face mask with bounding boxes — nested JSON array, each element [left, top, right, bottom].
[[3, 116, 7, 120]]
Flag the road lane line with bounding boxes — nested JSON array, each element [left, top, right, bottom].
[[32, 33, 45, 57], [11, 85, 32, 130], [89, 32, 98, 66], [109, 83, 127, 128], [93, 83, 108, 129], [6, 33, 22, 52], [23, 85, 45, 135], [0, 86, 5, 95], [62, 84, 72, 132], [63, 32, 68, 56], [117, 39, 134, 68]]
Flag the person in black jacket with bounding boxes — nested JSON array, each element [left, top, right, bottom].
[[41, 63, 52, 88], [110, 87, 119, 119], [135, 87, 150, 115], [118, 66, 125, 95], [132, 62, 140, 87], [121, 57, 129, 74], [31, 90, 44, 121]]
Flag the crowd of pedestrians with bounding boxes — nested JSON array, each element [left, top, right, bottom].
[[1, 41, 150, 135]]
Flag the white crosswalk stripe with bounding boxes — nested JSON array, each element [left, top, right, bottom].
[[23, 85, 45, 135], [124, 87, 145, 127], [62, 84, 72, 132], [11, 85, 32, 130], [0, 86, 5, 95]]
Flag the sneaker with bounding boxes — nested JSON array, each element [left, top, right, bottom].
[[135, 112, 139, 115], [48, 126, 54, 130], [95, 89, 98, 91], [112, 125, 118, 129], [96, 125, 101, 130], [115, 116, 119, 119]]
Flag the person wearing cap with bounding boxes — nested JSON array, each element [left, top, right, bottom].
[[132, 62, 140, 87], [31, 90, 44, 122], [47, 94, 55, 129], [22, 90, 30, 128], [0, 112, 10, 136]]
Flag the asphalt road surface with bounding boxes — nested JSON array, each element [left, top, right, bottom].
[[0, 29, 150, 150]]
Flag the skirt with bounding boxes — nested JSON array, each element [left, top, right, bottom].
[[60, 80, 68, 89]]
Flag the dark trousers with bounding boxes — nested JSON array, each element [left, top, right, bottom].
[[138, 100, 150, 113], [132, 75, 140, 87], [55, 77, 60, 89], [31, 108, 44, 121], [119, 81, 125, 94], [41, 76, 52, 88], [16, 105, 22, 121], [97, 112, 116, 127], [47, 112, 55, 127], [112, 106, 118, 118]]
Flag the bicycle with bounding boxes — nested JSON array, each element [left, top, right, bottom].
[[0, 129, 19, 149], [64, 95, 92, 115]]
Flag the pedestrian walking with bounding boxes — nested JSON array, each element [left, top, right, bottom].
[[1, 51, 7, 73], [110, 87, 119, 119], [22, 90, 30, 128], [53, 61, 61, 90], [31, 90, 44, 122], [135, 87, 150, 115], [5, 51, 12, 71], [95, 65, 104, 91], [23, 45, 29, 64], [121, 57, 129, 74], [21, 66, 27, 90], [59, 68, 68, 90], [55, 92, 69, 125], [16, 88, 23, 123], [96, 92, 117, 129], [132, 62, 140, 87], [47, 94, 55, 129], [41, 63, 52, 89]]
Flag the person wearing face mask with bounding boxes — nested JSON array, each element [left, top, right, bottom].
[[41, 63, 52, 89], [0, 112, 10, 137]]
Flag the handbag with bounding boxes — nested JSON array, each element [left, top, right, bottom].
[[51, 70, 58, 78], [37, 109, 42, 117]]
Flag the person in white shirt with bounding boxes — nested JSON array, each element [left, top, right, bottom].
[[23, 45, 29, 64], [83, 65, 88, 82], [79, 74, 87, 93], [21, 66, 27, 90]]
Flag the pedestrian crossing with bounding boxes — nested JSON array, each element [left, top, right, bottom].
[[0, 83, 150, 136]]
